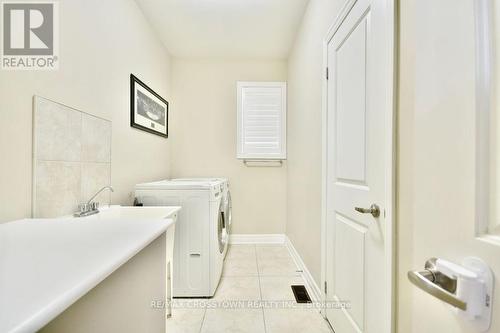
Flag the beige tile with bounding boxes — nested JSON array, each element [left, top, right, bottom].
[[264, 308, 332, 333], [82, 114, 111, 163], [34, 97, 82, 162], [260, 276, 305, 301], [167, 307, 206, 333], [201, 308, 265, 333], [258, 257, 299, 276], [256, 244, 291, 261], [226, 245, 256, 260], [81, 163, 111, 205], [171, 298, 208, 310], [223, 257, 258, 277], [35, 161, 81, 218], [214, 277, 261, 301]]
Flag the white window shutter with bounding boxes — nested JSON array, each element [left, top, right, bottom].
[[237, 82, 287, 160]]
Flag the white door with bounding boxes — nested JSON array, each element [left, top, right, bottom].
[[323, 0, 394, 332], [398, 0, 500, 332]]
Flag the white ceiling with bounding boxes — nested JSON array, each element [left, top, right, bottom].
[[135, 0, 310, 59]]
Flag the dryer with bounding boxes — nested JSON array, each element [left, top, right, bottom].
[[172, 178, 232, 257], [134, 179, 226, 297]]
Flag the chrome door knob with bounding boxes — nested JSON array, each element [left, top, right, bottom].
[[354, 204, 380, 218]]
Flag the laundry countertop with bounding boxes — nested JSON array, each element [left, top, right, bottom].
[[0, 206, 179, 333]]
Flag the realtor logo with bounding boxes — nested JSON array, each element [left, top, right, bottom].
[[1, 1, 59, 70]]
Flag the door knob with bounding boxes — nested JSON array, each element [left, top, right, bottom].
[[407, 258, 466, 310], [408, 257, 494, 332], [354, 204, 380, 218]]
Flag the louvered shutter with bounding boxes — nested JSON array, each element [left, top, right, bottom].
[[237, 82, 287, 159]]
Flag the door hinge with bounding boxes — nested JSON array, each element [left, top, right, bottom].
[[324, 281, 328, 294], [326, 67, 329, 80]]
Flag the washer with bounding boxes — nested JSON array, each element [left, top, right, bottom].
[[135, 179, 226, 297], [172, 178, 232, 257]]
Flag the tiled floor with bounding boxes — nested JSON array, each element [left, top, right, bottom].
[[167, 244, 333, 333]]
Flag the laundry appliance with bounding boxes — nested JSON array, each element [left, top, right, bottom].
[[135, 179, 227, 297]]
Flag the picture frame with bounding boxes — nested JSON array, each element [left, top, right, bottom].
[[130, 74, 169, 138]]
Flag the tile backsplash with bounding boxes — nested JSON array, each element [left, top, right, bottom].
[[33, 96, 112, 218]]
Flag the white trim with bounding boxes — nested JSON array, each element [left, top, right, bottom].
[[320, 0, 358, 318], [473, 0, 500, 244], [229, 234, 285, 244], [474, 0, 492, 237], [320, 0, 396, 330], [285, 236, 322, 303], [386, 0, 397, 329]]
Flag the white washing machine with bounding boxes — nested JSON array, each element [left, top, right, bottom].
[[134, 179, 227, 297], [173, 178, 232, 255]]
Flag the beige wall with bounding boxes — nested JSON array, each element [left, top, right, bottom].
[[170, 58, 288, 234], [0, 0, 172, 222], [286, 0, 344, 285], [397, 0, 415, 330]]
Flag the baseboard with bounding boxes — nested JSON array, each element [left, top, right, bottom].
[[229, 234, 286, 244], [285, 236, 323, 304]]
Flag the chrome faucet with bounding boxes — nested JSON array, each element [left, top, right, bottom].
[[75, 186, 114, 217]]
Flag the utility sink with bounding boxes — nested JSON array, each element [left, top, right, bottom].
[[1, 205, 181, 333]]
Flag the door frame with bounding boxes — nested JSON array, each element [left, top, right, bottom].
[[319, 0, 397, 331]]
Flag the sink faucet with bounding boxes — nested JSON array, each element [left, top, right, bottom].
[[75, 186, 114, 217], [87, 186, 114, 205]]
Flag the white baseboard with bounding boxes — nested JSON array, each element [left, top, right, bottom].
[[285, 236, 323, 303], [229, 234, 286, 244]]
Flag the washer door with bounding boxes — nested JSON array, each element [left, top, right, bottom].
[[225, 191, 232, 232], [217, 201, 226, 254]]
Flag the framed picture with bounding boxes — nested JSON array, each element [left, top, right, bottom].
[[130, 74, 168, 138]]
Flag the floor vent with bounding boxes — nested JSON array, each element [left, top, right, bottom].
[[291, 285, 312, 303]]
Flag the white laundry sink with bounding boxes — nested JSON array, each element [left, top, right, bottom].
[[0, 205, 181, 333]]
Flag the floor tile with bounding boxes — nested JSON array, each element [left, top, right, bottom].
[[258, 257, 300, 276], [171, 298, 208, 310], [260, 276, 305, 301], [223, 257, 258, 276], [167, 307, 206, 333], [201, 308, 265, 333], [214, 276, 261, 301], [256, 244, 291, 261], [226, 244, 256, 260], [169, 244, 333, 332], [264, 308, 332, 333]]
